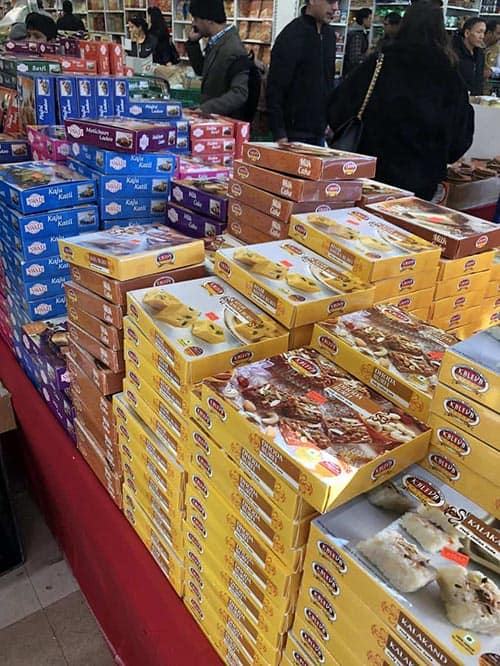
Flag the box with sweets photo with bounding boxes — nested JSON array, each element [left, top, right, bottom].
[[125, 98, 183, 120], [69, 142, 176, 176], [170, 178, 229, 222], [26, 126, 70, 162], [0, 133, 30, 163], [18, 74, 56, 127], [165, 203, 226, 239]]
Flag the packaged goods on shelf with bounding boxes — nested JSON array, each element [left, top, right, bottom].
[[241, 143, 377, 180], [368, 197, 500, 259], [165, 203, 227, 239], [232, 160, 363, 202], [69, 142, 176, 176], [214, 240, 376, 328], [201, 347, 430, 513], [289, 207, 441, 284], [58, 225, 204, 281], [311, 304, 457, 422], [170, 179, 229, 223], [0, 55, 62, 77], [299, 463, 500, 666], [64, 118, 177, 154]]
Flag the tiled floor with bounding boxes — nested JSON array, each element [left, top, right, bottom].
[[0, 462, 115, 665]]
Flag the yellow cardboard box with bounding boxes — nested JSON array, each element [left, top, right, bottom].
[[201, 347, 430, 513], [58, 225, 204, 281], [284, 632, 343, 666], [491, 249, 500, 282], [422, 446, 500, 518], [114, 390, 184, 463], [486, 279, 500, 299], [431, 305, 480, 333], [303, 465, 500, 665], [289, 208, 440, 283], [428, 412, 499, 486], [374, 270, 438, 303], [412, 307, 430, 321], [433, 270, 490, 301], [311, 306, 456, 422], [288, 325, 314, 350], [428, 289, 483, 322], [431, 381, 500, 447], [125, 360, 188, 418], [186, 473, 305, 571], [379, 286, 434, 312], [438, 328, 500, 414], [437, 251, 495, 281], [213, 240, 375, 328], [127, 277, 289, 386]]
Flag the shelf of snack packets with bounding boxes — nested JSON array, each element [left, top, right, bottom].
[[0, 138, 499, 666]]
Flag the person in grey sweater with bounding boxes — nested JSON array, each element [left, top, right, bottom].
[[185, 0, 249, 118]]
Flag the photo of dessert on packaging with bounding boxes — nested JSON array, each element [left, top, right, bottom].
[[0, 134, 30, 163], [311, 463, 500, 666], [202, 348, 430, 513], [289, 207, 440, 283], [0, 162, 96, 214], [232, 160, 362, 203], [438, 326, 499, 414], [358, 179, 414, 206], [367, 197, 500, 259], [312, 305, 458, 421], [64, 118, 177, 154], [214, 241, 376, 328], [242, 143, 377, 180], [170, 179, 229, 222], [166, 203, 227, 239], [58, 225, 205, 281], [69, 142, 176, 176], [126, 277, 289, 386]]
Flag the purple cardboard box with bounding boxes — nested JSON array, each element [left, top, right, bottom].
[[169, 178, 228, 222], [21, 317, 70, 392], [165, 202, 226, 238], [64, 117, 177, 154]]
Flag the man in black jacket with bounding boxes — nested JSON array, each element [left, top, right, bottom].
[[452, 17, 486, 95], [266, 0, 338, 145]]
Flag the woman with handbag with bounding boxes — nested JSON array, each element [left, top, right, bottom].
[[328, 2, 474, 200]]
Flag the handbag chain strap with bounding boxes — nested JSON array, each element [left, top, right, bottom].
[[357, 53, 384, 120]]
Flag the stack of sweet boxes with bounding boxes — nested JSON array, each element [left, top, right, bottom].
[[424, 326, 500, 517], [188, 116, 237, 168], [366, 197, 500, 338], [63, 117, 179, 229], [189, 337, 433, 665], [166, 178, 229, 239], [480, 248, 500, 329], [226, 142, 365, 245], [118, 270, 287, 597], [58, 226, 205, 512]]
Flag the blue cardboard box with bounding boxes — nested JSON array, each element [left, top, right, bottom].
[[0, 134, 30, 163], [18, 74, 56, 126], [113, 78, 129, 117], [6, 205, 98, 240], [67, 158, 170, 198], [0, 162, 96, 214], [21, 293, 67, 321], [69, 142, 176, 176], [166, 203, 226, 238], [100, 217, 159, 230], [56, 77, 79, 122], [125, 99, 183, 120], [96, 77, 114, 118], [23, 275, 68, 301], [77, 76, 97, 119], [7, 249, 70, 283], [99, 197, 167, 220]]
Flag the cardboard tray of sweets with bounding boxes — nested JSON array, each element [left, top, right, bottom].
[[214, 241, 376, 328], [232, 160, 361, 203], [308, 463, 500, 666], [367, 197, 500, 259], [58, 225, 204, 281], [289, 207, 441, 283], [241, 143, 377, 181], [311, 305, 457, 422], [201, 347, 430, 514], [126, 277, 289, 387]]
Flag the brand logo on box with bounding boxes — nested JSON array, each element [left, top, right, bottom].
[[109, 156, 127, 171], [34, 303, 51, 315], [188, 550, 202, 572], [436, 427, 470, 455], [236, 165, 249, 179], [105, 202, 121, 215], [305, 607, 329, 641], [26, 264, 44, 277], [399, 277, 415, 290], [403, 475, 444, 507], [26, 193, 45, 208], [444, 398, 479, 426], [27, 241, 46, 255], [230, 182, 242, 197], [451, 365, 488, 393], [139, 134, 149, 151], [230, 222, 241, 235], [328, 299, 346, 313], [325, 182, 341, 197], [195, 406, 212, 429], [231, 350, 253, 366], [195, 454, 212, 479], [400, 257, 416, 271], [192, 472, 209, 496], [167, 207, 179, 223], [153, 275, 174, 286], [186, 530, 203, 554], [128, 105, 141, 116], [29, 282, 48, 297], [310, 588, 336, 621], [217, 260, 231, 277], [128, 370, 140, 388], [318, 541, 347, 573], [67, 124, 83, 138], [371, 458, 396, 481], [207, 397, 226, 422], [189, 496, 206, 519], [171, 186, 183, 202], [156, 251, 174, 266], [317, 335, 338, 355], [25, 221, 43, 234], [291, 650, 309, 666], [246, 147, 261, 162], [475, 235, 488, 250], [231, 202, 243, 217], [292, 223, 307, 238], [342, 161, 357, 176], [290, 356, 320, 378], [193, 431, 210, 454], [105, 180, 122, 194], [300, 630, 324, 663], [428, 453, 460, 481]]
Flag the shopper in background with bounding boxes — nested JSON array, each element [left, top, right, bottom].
[[147, 6, 180, 65], [328, 2, 473, 200], [126, 17, 157, 59], [452, 17, 486, 95], [484, 20, 500, 86], [25, 11, 57, 40], [185, 0, 249, 118], [382, 12, 401, 42], [266, 0, 338, 145], [36, 0, 52, 18], [57, 0, 85, 32], [343, 7, 372, 76]]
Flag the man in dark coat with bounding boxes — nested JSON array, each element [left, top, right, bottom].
[[343, 8, 372, 76], [452, 17, 487, 95], [266, 0, 338, 145], [57, 0, 85, 32], [185, 0, 249, 118]]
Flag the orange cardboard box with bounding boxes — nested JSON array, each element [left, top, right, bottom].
[[67, 304, 123, 351]]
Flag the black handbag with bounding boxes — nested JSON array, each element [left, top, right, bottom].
[[330, 54, 384, 152]]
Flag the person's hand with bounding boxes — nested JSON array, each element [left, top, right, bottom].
[[187, 26, 202, 42]]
